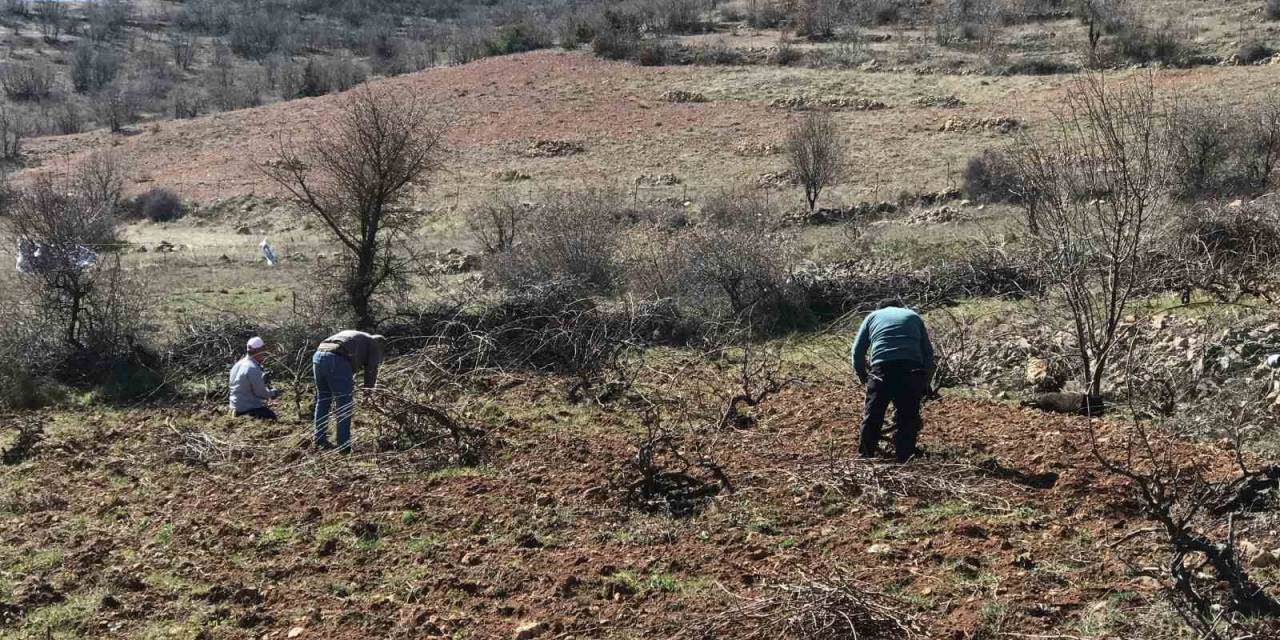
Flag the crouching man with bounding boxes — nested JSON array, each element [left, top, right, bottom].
[[229, 336, 278, 420], [312, 330, 386, 453], [851, 298, 934, 463]]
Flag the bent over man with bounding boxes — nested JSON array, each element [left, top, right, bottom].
[[851, 299, 934, 463], [312, 330, 386, 453], [229, 336, 278, 420]]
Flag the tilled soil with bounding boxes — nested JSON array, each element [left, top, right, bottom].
[[1, 376, 1276, 639]]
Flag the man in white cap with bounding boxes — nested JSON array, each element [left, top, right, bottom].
[[229, 336, 278, 420]]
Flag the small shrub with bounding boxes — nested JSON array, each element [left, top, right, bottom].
[[466, 191, 526, 254], [693, 40, 745, 65], [772, 41, 806, 66], [50, 101, 82, 135], [864, 0, 902, 25], [659, 0, 708, 34], [0, 62, 56, 101], [746, 0, 788, 27], [637, 40, 672, 66], [131, 188, 184, 222], [487, 188, 632, 293], [1110, 19, 1190, 66], [1168, 100, 1280, 200], [485, 21, 553, 56], [963, 150, 1023, 202], [1234, 41, 1273, 65], [297, 55, 368, 98], [0, 102, 24, 160], [592, 29, 639, 61], [71, 43, 121, 94], [999, 57, 1079, 75], [228, 9, 298, 59], [94, 82, 141, 132], [172, 86, 205, 119]]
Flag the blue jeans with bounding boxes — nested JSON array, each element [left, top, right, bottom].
[[313, 351, 354, 451]]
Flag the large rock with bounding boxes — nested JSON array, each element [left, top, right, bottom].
[[514, 620, 549, 640]]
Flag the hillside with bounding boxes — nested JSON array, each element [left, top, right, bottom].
[[18, 50, 1280, 209]]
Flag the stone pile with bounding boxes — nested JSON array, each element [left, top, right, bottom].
[[769, 95, 887, 111], [784, 201, 898, 225], [938, 116, 1020, 133], [659, 90, 707, 103], [522, 139, 585, 158], [912, 94, 965, 108], [905, 205, 965, 225]]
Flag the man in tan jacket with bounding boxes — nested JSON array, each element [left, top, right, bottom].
[[312, 330, 386, 453]]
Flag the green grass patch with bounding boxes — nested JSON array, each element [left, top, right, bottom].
[[407, 534, 444, 556], [257, 525, 294, 549], [20, 592, 98, 639], [153, 522, 176, 546]]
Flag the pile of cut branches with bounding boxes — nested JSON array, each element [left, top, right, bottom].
[[364, 387, 490, 467], [700, 570, 917, 639]]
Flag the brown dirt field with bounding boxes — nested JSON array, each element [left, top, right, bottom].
[[18, 51, 1280, 209], [3, 370, 1274, 639]]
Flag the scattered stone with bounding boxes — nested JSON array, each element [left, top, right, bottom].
[[155, 240, 179, 253], [659, 90, 707, 103], [461, 552, 482, 566], [1012, 551, 1035, 569], [905, 205, 965, 225], [235, 226, 252, 235], [756, 170, 800, 189], [556, 575, 580, 597], [1250, 549, 1280, 569], [424, 248, 481, 275], [522, 139, 585, 158], [866, 543, 893, 556], [636, 173, 681, 186], [1024, 357, 1065, 392], [769, 95, 887, 111], [495, 169, 532, 182], [938, 116, 1020, 133], [288, 627, 306, 638]]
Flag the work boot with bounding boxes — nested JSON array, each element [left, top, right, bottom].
[[314, 440, 335, 451]]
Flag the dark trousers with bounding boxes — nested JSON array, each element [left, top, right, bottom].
[[235, 407, 278, 421], [859, 360, 928, 462]]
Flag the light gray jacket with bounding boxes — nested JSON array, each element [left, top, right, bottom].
[[317, 330, 386, 388], [229, 355, 273, 412]]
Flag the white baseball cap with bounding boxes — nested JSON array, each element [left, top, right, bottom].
[[247, 336, 266, 352]]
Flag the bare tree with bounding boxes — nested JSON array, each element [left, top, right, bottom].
[[0, 102, 24, 161], [33, 0, 68, 43], [9, 169, 122, 347], [786, 111, 846, 212], [466, 190, 526, 254], [1009, 74, 1171, 398], [264, 85, 446, 329]]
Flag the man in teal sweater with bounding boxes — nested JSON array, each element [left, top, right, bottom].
[[851, 299, 934, 462]]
